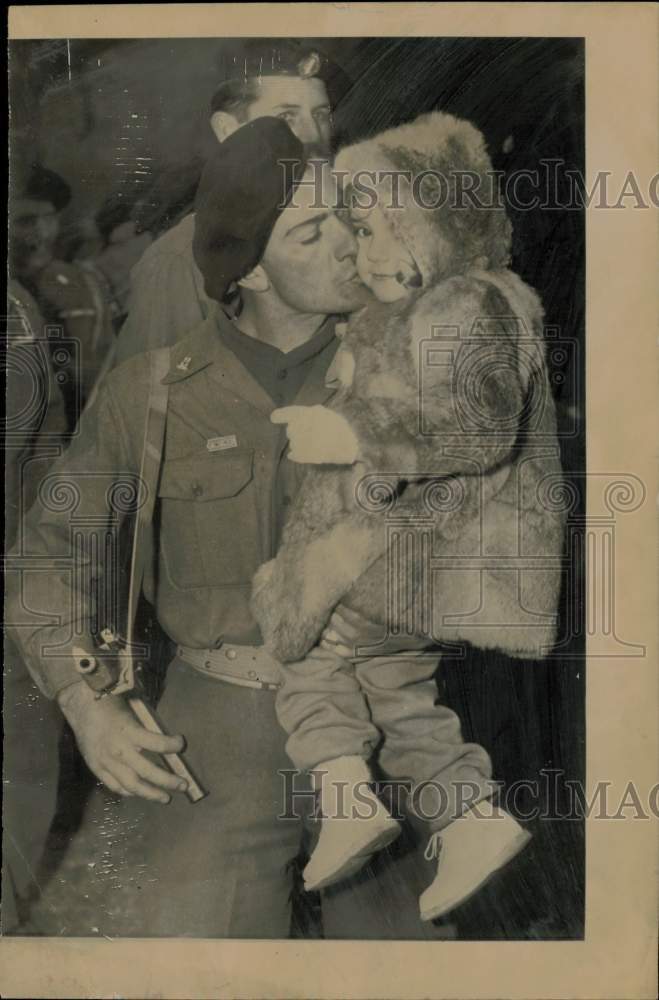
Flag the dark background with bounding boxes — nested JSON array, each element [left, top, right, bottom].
[[10, 36, 584, 353], [8, 36, 585, 939]]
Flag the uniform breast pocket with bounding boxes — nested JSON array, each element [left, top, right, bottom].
[[157, 448, 261, 590]]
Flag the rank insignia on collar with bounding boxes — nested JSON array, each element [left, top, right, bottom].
[[177, 355, 192, 372]]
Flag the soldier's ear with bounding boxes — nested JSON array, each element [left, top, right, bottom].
[[239, 264, 270, 293], [210, 111, 241, 143]]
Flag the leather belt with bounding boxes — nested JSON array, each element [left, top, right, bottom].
[[176, 643, 282, 691]]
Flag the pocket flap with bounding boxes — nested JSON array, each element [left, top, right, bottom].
[[158, 449, 254, 501]]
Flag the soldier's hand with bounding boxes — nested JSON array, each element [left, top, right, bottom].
[[57, 681, 187, 803]]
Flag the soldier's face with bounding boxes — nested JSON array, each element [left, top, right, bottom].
[[246, 76, 332, 156], [10, 198, 60, 279], [261, 164, 369, 314]]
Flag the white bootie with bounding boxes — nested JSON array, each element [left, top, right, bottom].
[[419, 803, 531, 921], [303, 756, 401, 892]]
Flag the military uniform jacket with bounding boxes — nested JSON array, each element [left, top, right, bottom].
[[7, 312, 339, 700]]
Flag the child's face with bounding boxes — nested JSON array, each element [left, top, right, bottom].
[[349, 204, 421, 303]]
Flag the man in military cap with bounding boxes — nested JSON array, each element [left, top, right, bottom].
[[111, 38, 348, 367], [8, 117, 447, 939], [9, 160, 117, 429]]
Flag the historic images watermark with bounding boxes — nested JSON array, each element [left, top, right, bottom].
[[342, 302, 645, 660], [3, 311, 146, 659], [280, 158, 659, 213], [3, 309, 646, 666], [278, 768, 659, 824], [3, 318, 81, 444], [4, 462, 149, 662]]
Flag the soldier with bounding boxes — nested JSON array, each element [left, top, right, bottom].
[[9, 161, 117, 430], [4, 279, 68, 932], [6, 118, 451, 939], [111, 38, 347, 367]]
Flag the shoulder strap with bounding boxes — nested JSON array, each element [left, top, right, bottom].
[[125, 347, 171, 656]]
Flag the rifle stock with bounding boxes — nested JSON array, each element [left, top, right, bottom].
[[127, 696, 207, 803]]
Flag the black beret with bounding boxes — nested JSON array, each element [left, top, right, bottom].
[[211, 39, 352, 113], [14, 163, 72, 212], [193, 117, 307, 303]]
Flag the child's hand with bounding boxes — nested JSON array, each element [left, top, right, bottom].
[[271, 405, 360, 464], [320, 605, 432, 658]]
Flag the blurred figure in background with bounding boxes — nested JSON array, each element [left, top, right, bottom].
[[79, 190, 154, 329], [135, 156, 207, 241], [9, 162, 117, 430], [3, 280, 68, 933], [5, 281, 68, 533], [111, 38, 350, 366]]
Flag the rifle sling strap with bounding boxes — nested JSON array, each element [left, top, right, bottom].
[[125, 347, 171, 654]]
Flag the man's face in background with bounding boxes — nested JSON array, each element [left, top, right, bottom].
[[215, 75, 333, 157], [9, 198, 60, 281]]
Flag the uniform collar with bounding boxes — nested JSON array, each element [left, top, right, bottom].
[[219, 311, 336, 372], [162, 308, 340, 415]]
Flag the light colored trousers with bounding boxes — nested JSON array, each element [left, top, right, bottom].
[[276, 647, 493, 830]]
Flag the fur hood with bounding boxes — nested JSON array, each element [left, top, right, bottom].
[[334, 111, 512, 287]]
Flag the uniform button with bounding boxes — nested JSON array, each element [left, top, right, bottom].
[[192, 483, 203, 498], [248, 670, 257, 679], [277, 368, 288, 380], [225, 647, 237, 660]]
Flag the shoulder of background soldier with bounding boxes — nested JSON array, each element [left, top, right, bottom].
[[7, 278, 44, 339], [136, 211, 196, 266]]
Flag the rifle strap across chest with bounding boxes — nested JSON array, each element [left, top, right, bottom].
[[125, 347, 171, 654]]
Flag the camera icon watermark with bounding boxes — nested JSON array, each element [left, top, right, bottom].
[[418, 319, 580, 441]]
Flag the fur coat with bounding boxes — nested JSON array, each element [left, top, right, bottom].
[[251, 268, 566, 662]]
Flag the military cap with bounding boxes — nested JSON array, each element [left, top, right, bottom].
[[11, 161, 72, 212], [211, 39, 352, 114], [192, 117, 307, 303]]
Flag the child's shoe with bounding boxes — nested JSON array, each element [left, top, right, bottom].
[[419, 804, 531, 921], [303, 755, 401, 892]]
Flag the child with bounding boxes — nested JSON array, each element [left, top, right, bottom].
[[251, 112, 566, 920]]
